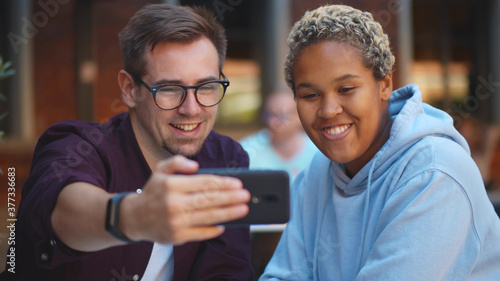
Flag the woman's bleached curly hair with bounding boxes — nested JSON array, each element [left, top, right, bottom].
[[285, 4, 395, 91]]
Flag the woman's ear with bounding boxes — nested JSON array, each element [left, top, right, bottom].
[[118, 70, 137, 108], [379, 72, 393, 101]]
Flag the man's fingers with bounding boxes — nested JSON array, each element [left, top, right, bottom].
[[182, 204, 249, 226], [183, 188, 250, 211], [167, 173, 244, 193], [155, 155, 199, 174], [142, 162, 251, 244]]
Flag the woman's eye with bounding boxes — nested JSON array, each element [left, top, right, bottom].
[[301, 93, 318, 99], [339, 87, 354, 93]]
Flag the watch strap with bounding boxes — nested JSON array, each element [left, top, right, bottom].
[[105, 192, 136, 243]]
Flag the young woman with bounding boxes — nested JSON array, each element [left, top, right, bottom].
[[260, 4, 500, 281]]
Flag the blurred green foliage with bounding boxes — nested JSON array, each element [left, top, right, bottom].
[[0, 56, 15, 143]]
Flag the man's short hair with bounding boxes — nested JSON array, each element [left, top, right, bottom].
[[119, 4, 227, 81]]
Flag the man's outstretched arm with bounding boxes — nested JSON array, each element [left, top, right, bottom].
[[51, 155, 250, 252]]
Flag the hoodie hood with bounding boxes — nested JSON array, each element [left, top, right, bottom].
[[333, 84, 470, 195]]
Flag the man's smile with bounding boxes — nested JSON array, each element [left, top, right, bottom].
[[171, 123, 201, 132]]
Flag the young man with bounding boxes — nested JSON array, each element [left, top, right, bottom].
[[3, 4, 254, 281], [261, 4, 500, 281]]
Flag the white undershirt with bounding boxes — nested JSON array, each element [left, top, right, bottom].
[[141, 243, 174, 281]]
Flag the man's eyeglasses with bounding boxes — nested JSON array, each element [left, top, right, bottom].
[[135, 73, 230, 110]]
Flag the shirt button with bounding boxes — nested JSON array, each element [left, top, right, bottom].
[[41, 253, 49, 262], [50, 240, 57, 246], [132, 274, 139, 281]]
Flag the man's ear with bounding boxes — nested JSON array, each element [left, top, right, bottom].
[[118, 70, 137, 108], [379, 72, 393, 101]]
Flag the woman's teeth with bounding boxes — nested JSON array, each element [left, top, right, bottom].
[[325, 124, 350, 135]]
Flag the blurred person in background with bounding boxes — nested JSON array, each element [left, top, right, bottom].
[[239, 89, 318, 182], [456, 115, 499, 192], [2, 4, 254, 281]]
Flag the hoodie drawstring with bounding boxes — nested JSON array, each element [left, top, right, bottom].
[[356, 155, 379, 274], [313, 161, 332, 279]]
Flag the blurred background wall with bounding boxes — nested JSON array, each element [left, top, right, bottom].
[[0, 0, 500, 277]]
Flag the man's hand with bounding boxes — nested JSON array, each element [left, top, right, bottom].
[[120, 155, 250, 245], [51, 155, 250, 251]]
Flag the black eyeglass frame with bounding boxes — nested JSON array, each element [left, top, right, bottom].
[[134, 72, 230, 110]]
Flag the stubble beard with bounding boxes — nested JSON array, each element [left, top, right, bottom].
[[162, 136, 205, 159]]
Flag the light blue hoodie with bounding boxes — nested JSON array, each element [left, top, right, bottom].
[[260, 85, 500, 281]]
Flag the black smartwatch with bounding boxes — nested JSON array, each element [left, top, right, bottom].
[[105, 192, 136, 243]]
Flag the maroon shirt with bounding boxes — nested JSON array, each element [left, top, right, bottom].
[[2, 112, 253, 281]]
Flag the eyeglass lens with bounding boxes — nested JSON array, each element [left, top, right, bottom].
[[155, 82, 224, 109]]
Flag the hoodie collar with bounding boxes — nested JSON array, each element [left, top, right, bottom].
[[331, 84, 469, 196]]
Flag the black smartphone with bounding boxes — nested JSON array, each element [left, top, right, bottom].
[[196, 168, 290, 226]]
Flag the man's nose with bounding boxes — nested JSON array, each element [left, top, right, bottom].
[[177, 89, 202, 116]]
